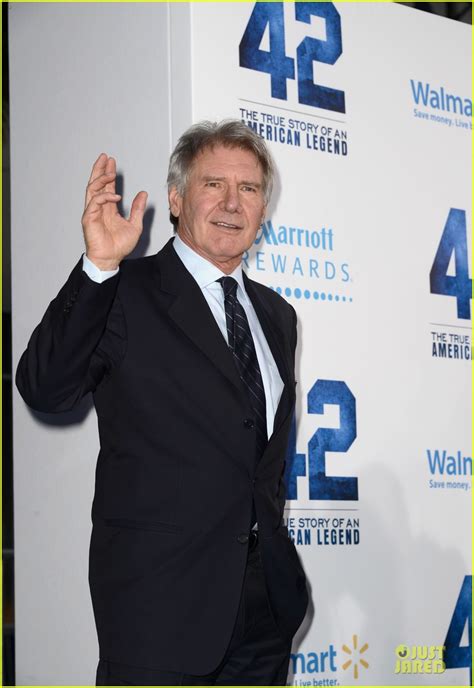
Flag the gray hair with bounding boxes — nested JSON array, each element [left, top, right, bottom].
[[167, 119, 275, 211]]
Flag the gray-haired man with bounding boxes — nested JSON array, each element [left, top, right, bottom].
[[17, 120, 308, 685]]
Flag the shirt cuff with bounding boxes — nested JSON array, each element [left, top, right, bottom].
[[82, 254, 120, 284]]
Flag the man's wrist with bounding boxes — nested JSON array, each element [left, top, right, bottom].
[[85, 255, 120, 271], [83, 254, 120, 284]]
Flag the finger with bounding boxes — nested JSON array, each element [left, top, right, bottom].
[[83, 192, 121, 217], [88, 153, 108, 184], [85, 171, 117, 208], [104, 157, 117, 195], [128, 191, 148, 228], [85, 154, 109, 208], [86, 172, 116, 195]]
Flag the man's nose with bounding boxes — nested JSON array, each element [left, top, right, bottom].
[[221, 185, 241, 213]]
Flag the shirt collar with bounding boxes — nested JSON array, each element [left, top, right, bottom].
[[172, 234, 249, 303]]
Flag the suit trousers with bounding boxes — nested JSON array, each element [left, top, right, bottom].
[[96, 534, 292, 686]]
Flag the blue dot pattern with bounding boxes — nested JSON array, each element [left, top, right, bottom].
[[268, 286, 353, 303]]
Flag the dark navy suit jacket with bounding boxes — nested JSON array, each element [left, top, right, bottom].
[[16, 238, 308, 674]]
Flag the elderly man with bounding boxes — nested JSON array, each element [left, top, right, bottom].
[[16, 120, 308, 686]]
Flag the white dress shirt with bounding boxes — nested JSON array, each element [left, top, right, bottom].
[[83, 237, 284, 437]]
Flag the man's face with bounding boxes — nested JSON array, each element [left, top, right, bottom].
[[169, 145, 266, 273]]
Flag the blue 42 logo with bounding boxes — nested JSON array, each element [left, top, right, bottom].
[[444, 576, 472, 684], [239, 2, 345, 113], [285, 380, 357, 501], [430, 208, 472, 320]]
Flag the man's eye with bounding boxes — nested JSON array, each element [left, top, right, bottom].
[[242, 186, 256, 192], [205, 181, 219, 188]]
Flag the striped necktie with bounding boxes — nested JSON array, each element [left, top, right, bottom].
[[219, 276, 268, 460]]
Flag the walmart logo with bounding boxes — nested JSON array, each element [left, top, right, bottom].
[[290, 634, 369, 681], [341, 634, 369, 680]]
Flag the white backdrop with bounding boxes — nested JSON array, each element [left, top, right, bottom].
[[10, 4, 178, 684], [11, 3, 471, 686]]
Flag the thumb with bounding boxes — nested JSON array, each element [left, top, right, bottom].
[[129, 191, 148, 228]]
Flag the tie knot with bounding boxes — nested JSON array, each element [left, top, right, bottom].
[[218, 276, 238, 298]]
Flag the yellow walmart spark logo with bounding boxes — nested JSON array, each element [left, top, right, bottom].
[[341, 634, 369, 680]]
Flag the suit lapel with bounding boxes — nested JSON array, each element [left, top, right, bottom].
[[243, 274, 291, 391], [154, 239, 243, 393], [243, 274, 295, 439], [154, 240, 295, 439]]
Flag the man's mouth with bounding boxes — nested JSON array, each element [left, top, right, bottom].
[[212, 221, 242, 230]]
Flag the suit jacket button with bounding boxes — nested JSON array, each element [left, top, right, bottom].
[[243, 418, 254, 429], [237, 534, 249, 544]]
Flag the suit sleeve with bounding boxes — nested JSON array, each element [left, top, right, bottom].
[[277, 304, 298, 517], [16, 258, 126, 413]]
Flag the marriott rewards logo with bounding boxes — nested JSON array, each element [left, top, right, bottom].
[[243, 221, 352, 305]]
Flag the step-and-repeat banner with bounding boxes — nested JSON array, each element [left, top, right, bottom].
[[183, 3, 471, 685], [11, 3, 470, 685]]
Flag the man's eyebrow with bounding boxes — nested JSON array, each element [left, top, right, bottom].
[[202, 175, 226, 182], [201, 175, 261, 188]]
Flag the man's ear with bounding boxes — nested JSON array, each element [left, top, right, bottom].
[[168, 187, 182, 218]]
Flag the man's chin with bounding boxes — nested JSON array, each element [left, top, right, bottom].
[[214, 232, 255, 251]]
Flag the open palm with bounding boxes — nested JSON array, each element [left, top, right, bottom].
[[82, 153, 148, 270]]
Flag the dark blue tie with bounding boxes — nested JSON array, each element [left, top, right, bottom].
[[219, 276, 268, 460]]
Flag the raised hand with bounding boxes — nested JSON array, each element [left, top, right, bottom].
[[82, 153, 148, 270]]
